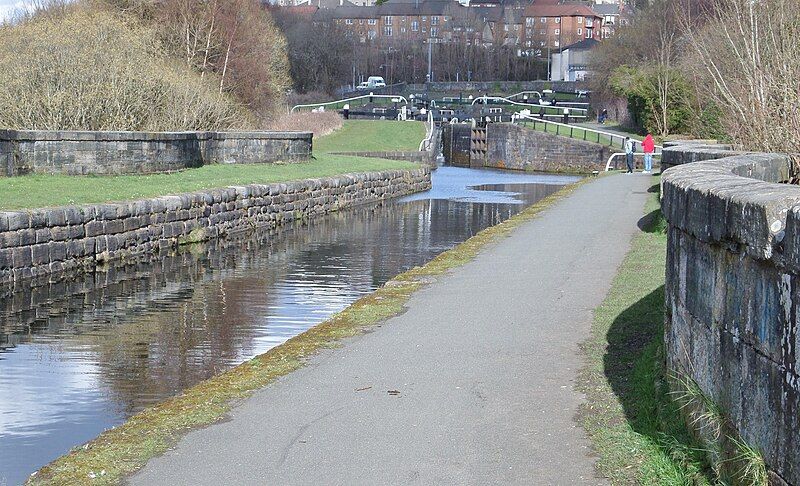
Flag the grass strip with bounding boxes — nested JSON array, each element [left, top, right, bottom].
[[29, 174, 593, 486], [313, 120, 426, 154], [0, 154, 418, 211], [576, 179, 713, 484]]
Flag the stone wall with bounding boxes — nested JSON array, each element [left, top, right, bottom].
[[484, 123, 611, 173], [0, 130, 313, 177], [0, 167, 431, 287], [662, 144, 800, 484]]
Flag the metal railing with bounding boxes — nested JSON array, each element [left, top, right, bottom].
[[471, 96, 588, 114], [419, 110, 435, 152], [291, 94, 409, 113], [512, 113, 663, 171]]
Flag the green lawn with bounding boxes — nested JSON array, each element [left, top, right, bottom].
[[314, 120, 426, 153], [577, 180, 715, 484], [521, 119, 621, 148], [0, 154, 418, 211], [0, 120, 427, 210]]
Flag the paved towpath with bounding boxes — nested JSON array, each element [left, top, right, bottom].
[[132, 173, 652, 485]]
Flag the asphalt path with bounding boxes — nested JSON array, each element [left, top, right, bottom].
[[132, 173, 652, 485]]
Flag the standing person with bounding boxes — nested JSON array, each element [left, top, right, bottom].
[[624, 136, 635, 173], [642, 133, 655, 173]]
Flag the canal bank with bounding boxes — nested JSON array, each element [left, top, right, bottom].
[[105, 173, 651, 485], [6, 167, 576, 484]]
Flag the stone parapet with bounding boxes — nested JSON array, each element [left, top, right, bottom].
[[0, 167, 431, 287], [0, 130, 313, 176], [662, 144, 800, 484]]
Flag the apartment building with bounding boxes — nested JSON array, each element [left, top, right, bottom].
[[521, 4, 602, 54], [300, 0, 616, 56]]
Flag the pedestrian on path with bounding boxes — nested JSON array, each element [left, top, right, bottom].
[[642, 133, 655, 173], [624, 136, 635, 173]]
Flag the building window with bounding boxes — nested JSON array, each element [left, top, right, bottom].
[[368, 30, 377, 39], [577, 28, 582, 35], [431, 16, 439, 25], [359, 19, 363, 24], [411, 20, 418, 31], [504, 24, 508, 32], [431, 27, 438, 37], [345, 19, 353, 24], [526, 18, 533, 26], [555, 17, 560, 24], [540, 17, 546, 23], [554, 29, 559, 35], [554, 40, 559, 47], [401, 27, 406, 33], [577, 16, 583, 24], [384, 16, 392, 25], [422, 16, 427, 21], [384, 26, 393, 36], [368, 19, 377, 25], [586, 29, 592, 38]]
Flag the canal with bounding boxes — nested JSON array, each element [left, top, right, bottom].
[[0, 166, 579, 484]]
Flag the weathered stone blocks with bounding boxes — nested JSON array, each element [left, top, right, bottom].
[[0, 130, 313, 177], [0, 167, 431, 288], [663, 144, 800, 485]]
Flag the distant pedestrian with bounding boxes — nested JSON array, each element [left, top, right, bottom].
[[599, 108, 608, 124], [343, 103, 350, 120], [562, 108, 570, 124], [642, 133, 655, 173], [624, 136, 635, 173]]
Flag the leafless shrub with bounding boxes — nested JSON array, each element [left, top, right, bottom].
[[681, 0, 800, 153], [0, 5, 252, 130], [266, 111, 343, 139]]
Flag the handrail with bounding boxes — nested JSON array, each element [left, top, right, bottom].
[[472, 96, 588, 114], [419, 110, 435, 152], [513, 112, 663, 153], [505, 90, 542, 100], [604, 152, 662, 172], [291, 94, 409, 113]]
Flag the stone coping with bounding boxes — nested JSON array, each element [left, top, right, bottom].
[[661, 144, 799, 262], [0, 167, 431, 233], [0, 130, 312, 142]]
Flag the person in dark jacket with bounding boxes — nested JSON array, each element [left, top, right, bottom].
[[624, 137, 635, 173]]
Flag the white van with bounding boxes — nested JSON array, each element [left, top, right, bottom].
[[367, 76, 386, 89]]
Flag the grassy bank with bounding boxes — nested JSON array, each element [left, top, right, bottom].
[[314, 120, 426, 153], [577, 179, 713, 484], [30, 176, 591, 486], [0, 155, 417, 210], [520, 119, 619, 147], [0, 120, 426, 211]]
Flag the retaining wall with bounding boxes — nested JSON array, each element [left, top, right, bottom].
[[0, 167, 431, 287], [485, 123, 611, 173], [662, 143, 800, 484], [0, 130, 313, 177]]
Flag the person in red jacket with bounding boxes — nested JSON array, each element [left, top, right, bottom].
[[642, 134, 655, 173]]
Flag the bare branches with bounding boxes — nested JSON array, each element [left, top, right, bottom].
[[680, 0, 800, 152]]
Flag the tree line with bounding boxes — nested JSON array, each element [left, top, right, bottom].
[[590, 0, 800, 154], [270, 8, 548, 98]]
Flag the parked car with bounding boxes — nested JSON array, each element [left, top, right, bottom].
[[356, 81, 370, 90]]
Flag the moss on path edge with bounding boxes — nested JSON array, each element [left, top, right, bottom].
[[29, 177, 593, 486]]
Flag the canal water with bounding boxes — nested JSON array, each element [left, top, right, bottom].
[[0, 167, 579, 484]]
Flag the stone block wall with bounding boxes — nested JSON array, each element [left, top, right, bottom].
[[0, 167, 431, 287], [662, 144, 800, 484], [0, 130, 313, 177], [485, 123, 611, 173]]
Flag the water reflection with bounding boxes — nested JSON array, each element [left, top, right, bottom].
[[0, 167, 578, 484]]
